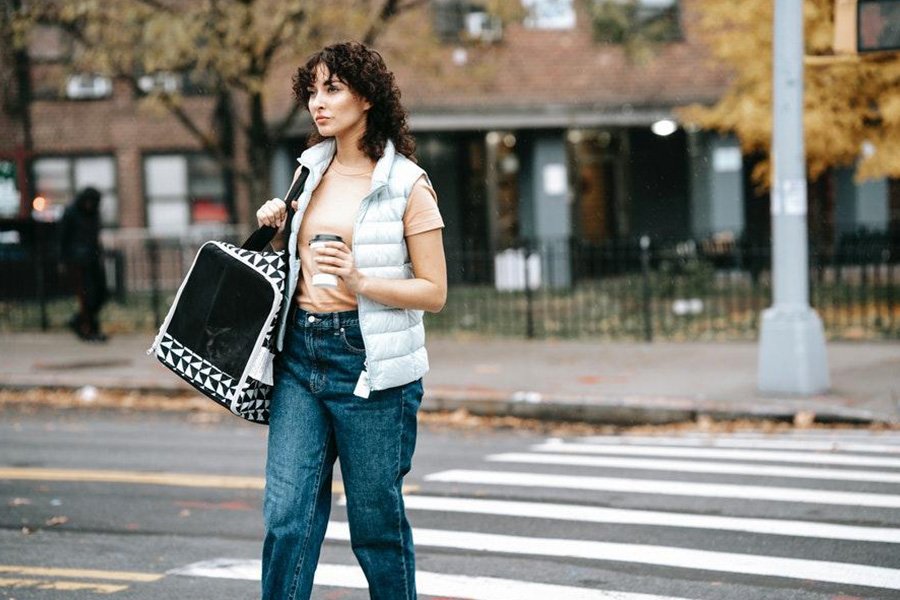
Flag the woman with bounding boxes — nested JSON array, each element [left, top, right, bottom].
[[255, 41, 447, 600]]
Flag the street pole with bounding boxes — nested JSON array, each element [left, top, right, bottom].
[[757, 0, 830, 395]]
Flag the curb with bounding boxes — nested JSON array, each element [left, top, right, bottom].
[[2, 380, 895, 426], [422, 387, 892, 426]]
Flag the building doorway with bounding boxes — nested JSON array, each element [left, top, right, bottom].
[[567, 128, 626, 245]]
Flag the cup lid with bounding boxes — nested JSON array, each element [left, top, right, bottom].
[[309, 234, 344, 244]]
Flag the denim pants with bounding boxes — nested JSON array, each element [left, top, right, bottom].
[[262, 307, 423, 600]]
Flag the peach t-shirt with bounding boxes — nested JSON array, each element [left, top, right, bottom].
[[295, 158, 444, 313]]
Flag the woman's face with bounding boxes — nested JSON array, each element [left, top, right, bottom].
[[307, 64, 371, 140]]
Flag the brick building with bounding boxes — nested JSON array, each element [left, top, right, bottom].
[[1, 0, 896, 287]]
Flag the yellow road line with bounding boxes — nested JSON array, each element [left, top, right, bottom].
[[0, 467, 266, 490], [0, 467, 419, 494], [0, 577, 129, 593], [0, 565, 163, 582]]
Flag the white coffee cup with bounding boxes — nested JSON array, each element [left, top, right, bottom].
[[309, 234, 344, 288]]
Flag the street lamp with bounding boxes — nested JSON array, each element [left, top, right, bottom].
[[651, 119, 677, 137]]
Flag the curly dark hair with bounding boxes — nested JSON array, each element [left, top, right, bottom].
[[292, 41, 416, 163]]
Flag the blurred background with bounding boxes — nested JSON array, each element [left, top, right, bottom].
[[0, 0, 898, 342]]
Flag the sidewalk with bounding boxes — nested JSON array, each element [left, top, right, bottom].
[[1, 332, 898, 424]]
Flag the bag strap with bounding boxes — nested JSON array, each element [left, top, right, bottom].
[[241, 167, 310, 252]]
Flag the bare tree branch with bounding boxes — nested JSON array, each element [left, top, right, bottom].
[[362, 0, 401, 46], [45, 19, 244, 178], [16, 0, 444, 212], [397, 0, 431, 14], [132, 0, 176, 14], [361, 0, 429, 45], [125, 76, 253, 184], [258, 7, 307, 72]]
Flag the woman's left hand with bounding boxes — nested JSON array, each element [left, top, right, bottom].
[[313, 241, 365, 293]]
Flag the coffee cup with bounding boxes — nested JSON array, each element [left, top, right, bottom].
[[309, 234, 344, 288]]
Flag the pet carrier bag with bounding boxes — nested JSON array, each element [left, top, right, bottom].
[[147, 168, 309, 424]]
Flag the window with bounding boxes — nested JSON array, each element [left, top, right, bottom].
[[522, 0, 577, 30], [592, 0, 681, 44], [432, 0, 468, 41], [138, 72, 183, 94], [27, 25, 74, 62], [65, 74, 113, 100], [136, 69, 212, 97], [0, 160, 21, 219], [26, 25, 113, 100], [635, 0, 680, 37], [431, 0, 503, 43], [144, 154, 228, 235], [32, 156, 118, 225]]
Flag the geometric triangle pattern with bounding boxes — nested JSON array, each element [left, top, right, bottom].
[[235, 377, 272, 424], [153, 242, 289, 426], [219, 243, 287, 285], [156, 332, 271, 425]]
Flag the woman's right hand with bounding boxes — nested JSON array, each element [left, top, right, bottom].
[[256, 198, 288, 230], [256, 198, 298, 251]]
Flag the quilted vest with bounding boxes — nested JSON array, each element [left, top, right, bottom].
[[274, 137, 431, 391]]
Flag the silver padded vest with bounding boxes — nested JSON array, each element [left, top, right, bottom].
[[274, 137, 432, 390]]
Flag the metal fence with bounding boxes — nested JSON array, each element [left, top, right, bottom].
[[0, 225, 250, 334], [2, 228, 898, 341], [431, 235, 899, 341]]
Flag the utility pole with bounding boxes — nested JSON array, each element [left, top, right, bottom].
[[758, 0, 830, 395]]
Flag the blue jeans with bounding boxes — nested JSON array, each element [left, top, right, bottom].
[[262, 307, 423, 600]]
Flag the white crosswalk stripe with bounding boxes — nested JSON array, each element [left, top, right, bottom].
[[486, 451, 900, 483], [398, 494, 900, 543], [559, 435, 900, 454], [536, 439, 900, 465], [584, 431, 900, 441], [424, 468, 900, 507], [328, 521, 900, 591]]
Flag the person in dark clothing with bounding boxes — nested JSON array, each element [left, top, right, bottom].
[[60, 187, 108, 342]]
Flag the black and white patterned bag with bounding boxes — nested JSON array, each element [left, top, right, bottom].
[[147, 168, 308, 424]]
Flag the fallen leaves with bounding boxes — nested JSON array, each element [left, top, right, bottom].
[[793, 410, 817, 428], [43, 515, 69, 527], [419, 407, 900, 436], [0, 388, 217, 415]]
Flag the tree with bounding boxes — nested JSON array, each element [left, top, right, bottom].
[[10, 0, 521, 224], [675, 0, 900, 190], [2, 0, 34, 210]]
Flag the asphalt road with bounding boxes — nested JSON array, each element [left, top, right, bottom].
[[2, 404, 900, 599]]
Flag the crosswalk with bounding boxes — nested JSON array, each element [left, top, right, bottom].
[[174, 429, 900, 599]]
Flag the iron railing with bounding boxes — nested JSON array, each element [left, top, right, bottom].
[[1, 229, 898, 341]]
